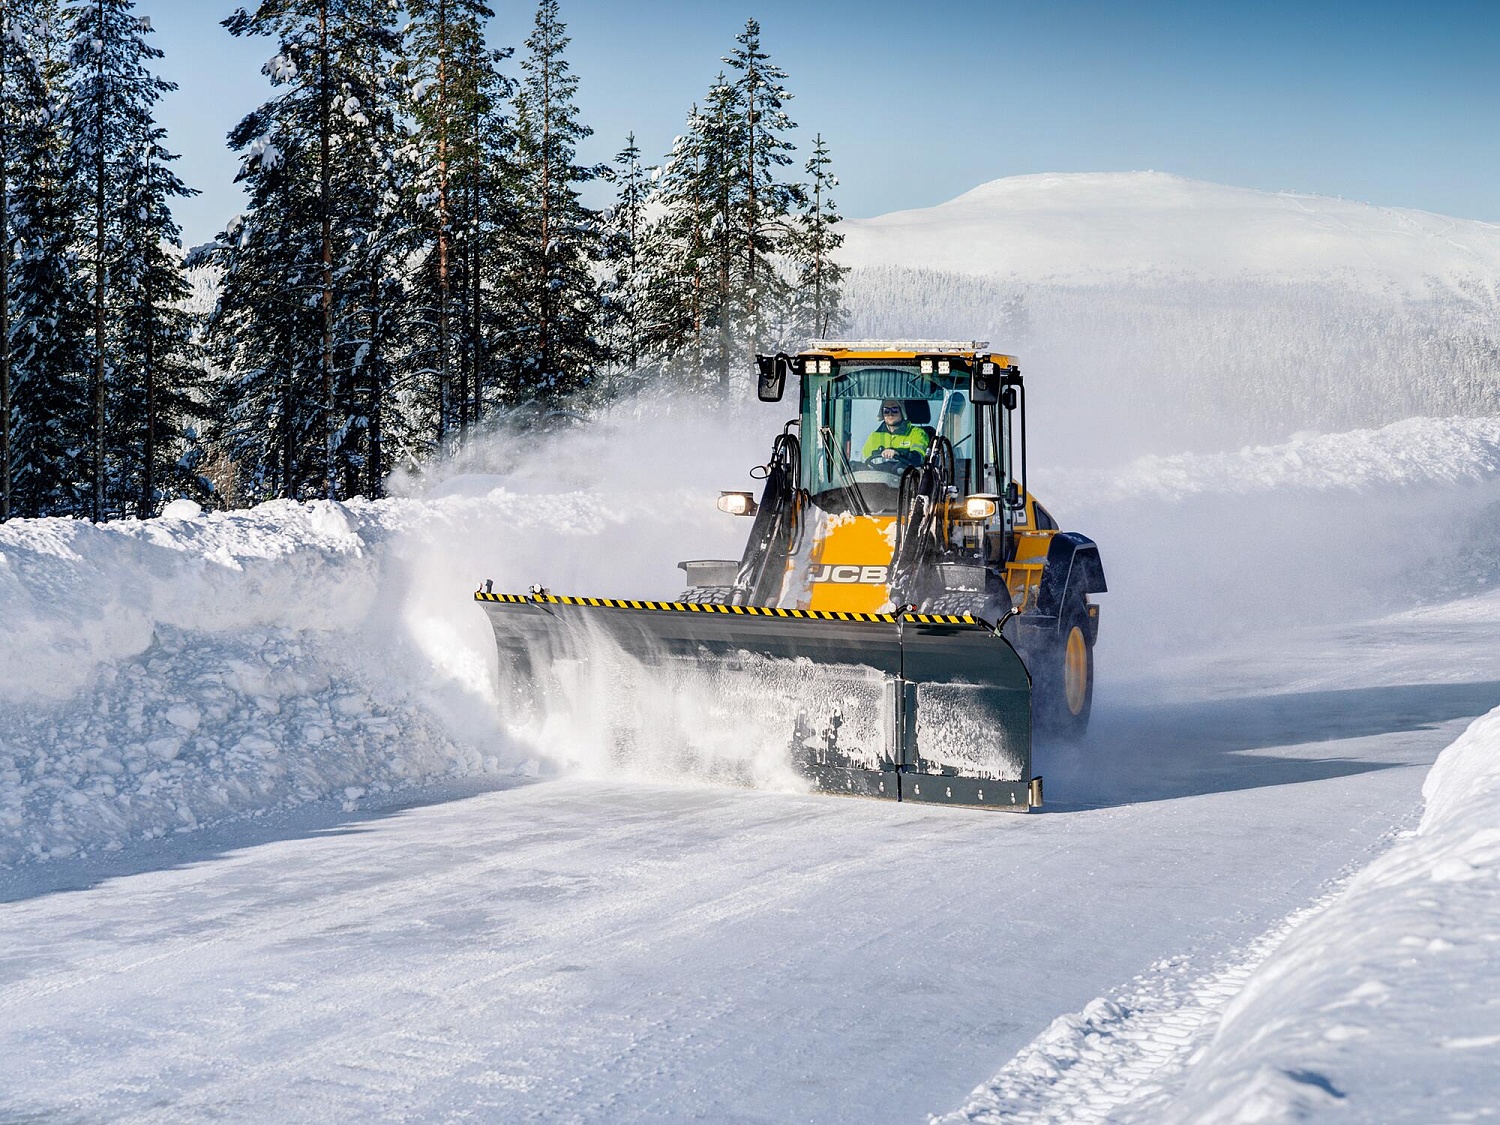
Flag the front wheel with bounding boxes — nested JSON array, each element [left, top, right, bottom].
[[1036, 605, 1094, 739]]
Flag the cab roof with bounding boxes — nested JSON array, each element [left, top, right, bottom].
[[803, 340, 1017, 365]]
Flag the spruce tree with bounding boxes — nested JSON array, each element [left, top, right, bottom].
[[641, 23, 807, 402], [7, 0, 90, 517], [724, 19, 801, 359], [635, 105, 715, 392], [458, 32, 518, 426], [402, 0, 515, 448], [0, 0, 32, 518], [205, 0, 402, 503], [506, 0, 606, 409], [67, 0, 203, 518], [788, 132, 846, 343], [599, 131, 651, 396], [329, 0, 405, 499]]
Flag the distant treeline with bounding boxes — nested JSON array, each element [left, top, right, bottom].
[[0, 0, 846, 518], [848, 267, 1500, 458]]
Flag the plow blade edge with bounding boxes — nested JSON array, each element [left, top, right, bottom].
[[476, 591, 1036, 811]]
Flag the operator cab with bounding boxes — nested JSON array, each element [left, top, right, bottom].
[[761, 341, 1026, 525], [804, 365, 974, 515]]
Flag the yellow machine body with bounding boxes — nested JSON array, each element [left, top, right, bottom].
[[803, 515, 898, 614]]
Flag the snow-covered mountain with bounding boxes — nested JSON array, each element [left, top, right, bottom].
[[838, 174, 1500, 459], [840, 171, 1500, 295]]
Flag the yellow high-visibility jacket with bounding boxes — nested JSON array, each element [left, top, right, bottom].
[[861, 421, 931, 461]]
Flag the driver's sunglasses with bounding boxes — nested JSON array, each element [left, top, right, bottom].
[[882, 407, 902, 415]]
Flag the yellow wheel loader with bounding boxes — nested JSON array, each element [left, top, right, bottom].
[[476, 341, 1105, 811]]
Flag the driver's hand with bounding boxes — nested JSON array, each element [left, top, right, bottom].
[[880, 448, 895, 460]]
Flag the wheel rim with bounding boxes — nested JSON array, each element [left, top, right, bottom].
[[1064, 626, 1088, 715]]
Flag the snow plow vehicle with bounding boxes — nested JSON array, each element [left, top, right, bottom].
[[476, 341, 1105, 811]]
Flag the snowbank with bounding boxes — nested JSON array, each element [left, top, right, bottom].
[[0, 500, 503, 865], [937, 704, 1500, 1125], [1140, 705, 1500, 1123], [0, 412, 764, 867]]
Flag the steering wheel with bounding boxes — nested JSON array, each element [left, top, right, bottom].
[[866, 450, 922, 469]]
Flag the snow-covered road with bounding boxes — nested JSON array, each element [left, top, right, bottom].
[[3, 596, 1497, 1123]]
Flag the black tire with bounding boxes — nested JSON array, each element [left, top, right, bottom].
[[676, 586, 738, 605], [1035, 601, 1094, 740]]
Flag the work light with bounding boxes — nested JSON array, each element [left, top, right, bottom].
[[962, 496, 998, 520], [717, 492, 758, 516]]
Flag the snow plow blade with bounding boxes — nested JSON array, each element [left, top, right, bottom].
[[476, 590, 1037, 811]]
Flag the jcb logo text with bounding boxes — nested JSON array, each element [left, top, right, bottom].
[[812, 565, 888, 584]]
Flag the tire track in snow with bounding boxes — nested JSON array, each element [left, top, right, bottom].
[[3, 783, 918, 1122], [148, 801, 887, 1121]]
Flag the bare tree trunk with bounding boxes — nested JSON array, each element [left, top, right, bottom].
[[91, 0, 107, 521], [319, 0, 335, 501]]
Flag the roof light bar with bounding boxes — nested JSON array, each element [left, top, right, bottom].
[[809, 339, 991, 352]]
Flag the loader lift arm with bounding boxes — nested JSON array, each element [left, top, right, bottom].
[[732, 426, 803, 606], [890, 436, 956, 608]]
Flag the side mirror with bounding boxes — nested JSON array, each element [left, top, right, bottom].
[[971, 359, 999, 406], [1004, 480, 1023, 510], [756, 353, 791, 402]]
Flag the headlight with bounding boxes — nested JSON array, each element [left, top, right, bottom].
[[717, 492, 757, 516], [962, 496, 997, 520]]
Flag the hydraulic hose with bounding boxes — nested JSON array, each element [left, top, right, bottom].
[[890, 437, 954, 605], [733, 428, 803, 605]]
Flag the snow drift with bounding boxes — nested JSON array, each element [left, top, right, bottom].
[[0, 410, 766, 866], [1141, 703, 1500, 1124]]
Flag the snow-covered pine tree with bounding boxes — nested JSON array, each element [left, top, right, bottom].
[[0, 0, 32, 518], [459, 31, 518, 426], [505, 0, 606, 410], [204, 0, 402, 503], [67, 0, 204, 518], [598, 130, 651, 397], [787, 131, 846, 344], [634, 105, 715, 392], [701, 73, 745, 395], [6, 0, 91, 517], [327, 0, 404, 499], [402, 0, 515, 448], [640, 23, 805, 403], [113, 124, 209, 514], [724, 18, 801, 361]]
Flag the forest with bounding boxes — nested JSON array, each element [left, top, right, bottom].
[[0, 0, 847, 518]]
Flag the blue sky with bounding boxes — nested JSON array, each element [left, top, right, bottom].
[[149, 0, 1500, 248]]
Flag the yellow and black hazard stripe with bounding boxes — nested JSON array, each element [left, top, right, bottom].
[[474, 589, 977, 627]]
